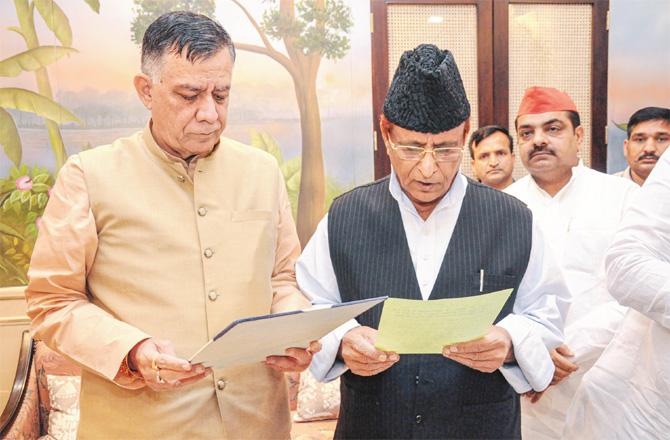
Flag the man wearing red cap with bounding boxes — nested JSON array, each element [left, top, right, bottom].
[[505, 86, 638, 439]]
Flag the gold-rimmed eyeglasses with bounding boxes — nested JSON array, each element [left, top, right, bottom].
[[387, 139, 463, 163]]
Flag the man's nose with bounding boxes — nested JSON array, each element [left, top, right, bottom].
[[532, 130, 548, 147], [196, 96, 218, 123], [642, 137, 659, 153], [488, 155, 500, 167], [417, 150, 438, 177]]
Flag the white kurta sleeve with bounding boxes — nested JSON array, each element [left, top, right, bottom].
[[496, 219, 570, 392], [605, 150, 670, 329], [296, 214, 359, 382]]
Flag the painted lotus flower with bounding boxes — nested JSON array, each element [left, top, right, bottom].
[[15, 176, 33, 191]]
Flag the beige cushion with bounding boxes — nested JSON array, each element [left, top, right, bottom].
[[42, 375, 80, 440], [293, 371, 340, 422]]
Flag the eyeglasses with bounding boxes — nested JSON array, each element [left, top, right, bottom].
[[387, 139, 463, 163]]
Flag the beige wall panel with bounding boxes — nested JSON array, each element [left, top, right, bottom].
[[508, 3, 593, 180], [387, 4, 479, 177]]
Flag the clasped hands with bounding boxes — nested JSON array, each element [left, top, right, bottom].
[[523, 344, 578, 403], [340, 325, 514, 376], [129, 337, 321, 391]]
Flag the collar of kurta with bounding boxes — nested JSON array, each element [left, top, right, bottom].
[[142, 121, 220, 176], [528, 160, 586, 200], [388, 167, 468, 220]]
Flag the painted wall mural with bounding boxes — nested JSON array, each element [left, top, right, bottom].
[[607, 0, 670, 172], [0, 0, 374, 287]]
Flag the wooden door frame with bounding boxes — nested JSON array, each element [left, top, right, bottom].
[[371, 0, 609, 177], [493, 0, 609, 171], [371, 0, 494, 179]]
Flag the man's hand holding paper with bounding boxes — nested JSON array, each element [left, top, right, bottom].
[[373, 288, 514, 375], [442, 325, 513, 373], [129, 338, 212, 390], [264, 340, 323, 373], [340, 326, 399, 376]]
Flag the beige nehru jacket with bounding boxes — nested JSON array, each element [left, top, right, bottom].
[[25, 126, 309, 439]]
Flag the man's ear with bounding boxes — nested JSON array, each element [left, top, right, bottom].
[[134, 73, 153, 110], [575, 125, 584, 154], [462, 118, 471, 143], [623, 138, 630, 160]]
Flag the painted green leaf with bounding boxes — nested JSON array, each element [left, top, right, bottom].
[[0, 108, 21, 166], [281, 156, 302, 181], [9, 167, 21, 180], [33, 174, 50, 184], [83, 0, 100, 13], [31, 194, 40, 210], [32, 183, 49, 193], [25, 223, 38, 239], [614, 122, 627, 132], [0, 222, 24, 240], [12, 201, 21, 216], [0, 257, 29, 285], [1, 181, 15, 193], [34, 0, 73, 47], [7, 26, 26, 40], [0, 46, 78, 77], [249, 128, 284, 163], [37, 192, 48, 208], [20, 191, 30, 204], [0, 88, 81, 125], [9, 191, 21, 204]]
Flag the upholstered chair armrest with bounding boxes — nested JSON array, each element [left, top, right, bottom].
[[0, 331, 39, 438]]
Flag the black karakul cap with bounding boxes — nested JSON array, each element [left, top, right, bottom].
[[383, 44, 471, 134]]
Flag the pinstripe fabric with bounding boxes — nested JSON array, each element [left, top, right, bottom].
[[328, 176, 532, 439]]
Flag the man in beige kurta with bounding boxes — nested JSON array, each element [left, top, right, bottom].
[[25, 11, 314, 439]]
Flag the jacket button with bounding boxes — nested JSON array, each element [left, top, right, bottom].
[[216, 379, 226, 390], [208, 290, 218, 301], [416, 414, 422, 424], [177, 175, 185, 183], [198, 207, 208, 216], [204, 248, 214, 258]]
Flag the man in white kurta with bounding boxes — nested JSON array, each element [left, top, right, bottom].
[[505, 86, 638, 439], [614, 106, 670, 185], [564, 149, 670, 439]]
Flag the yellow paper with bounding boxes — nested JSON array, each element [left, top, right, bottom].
[[375, 288, 513, 354]]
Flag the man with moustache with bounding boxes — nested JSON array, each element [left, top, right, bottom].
[[616, 106, 670, 185], [25, 12, 316, 439], [468, 125, 516, 190], [505, 87, 638, 439], [296, 45, 570, 439]]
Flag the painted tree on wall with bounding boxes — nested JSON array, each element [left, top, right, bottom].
[[130, 0, 216, 44], [231, 0, 352, 246]]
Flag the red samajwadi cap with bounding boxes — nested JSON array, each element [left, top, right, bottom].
[[517, 86, 578, 117]]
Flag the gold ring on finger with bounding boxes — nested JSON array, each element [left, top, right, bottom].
[[151, 357, 159, 371]]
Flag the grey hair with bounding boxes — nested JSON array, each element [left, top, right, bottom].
[[141, 11, 236, 80]]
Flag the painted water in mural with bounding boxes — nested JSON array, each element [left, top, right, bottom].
[[606, 0, 670, 172], [0, 0, 374, 286]]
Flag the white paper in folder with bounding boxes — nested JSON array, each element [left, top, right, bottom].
[[189, 296, 387, 369]]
